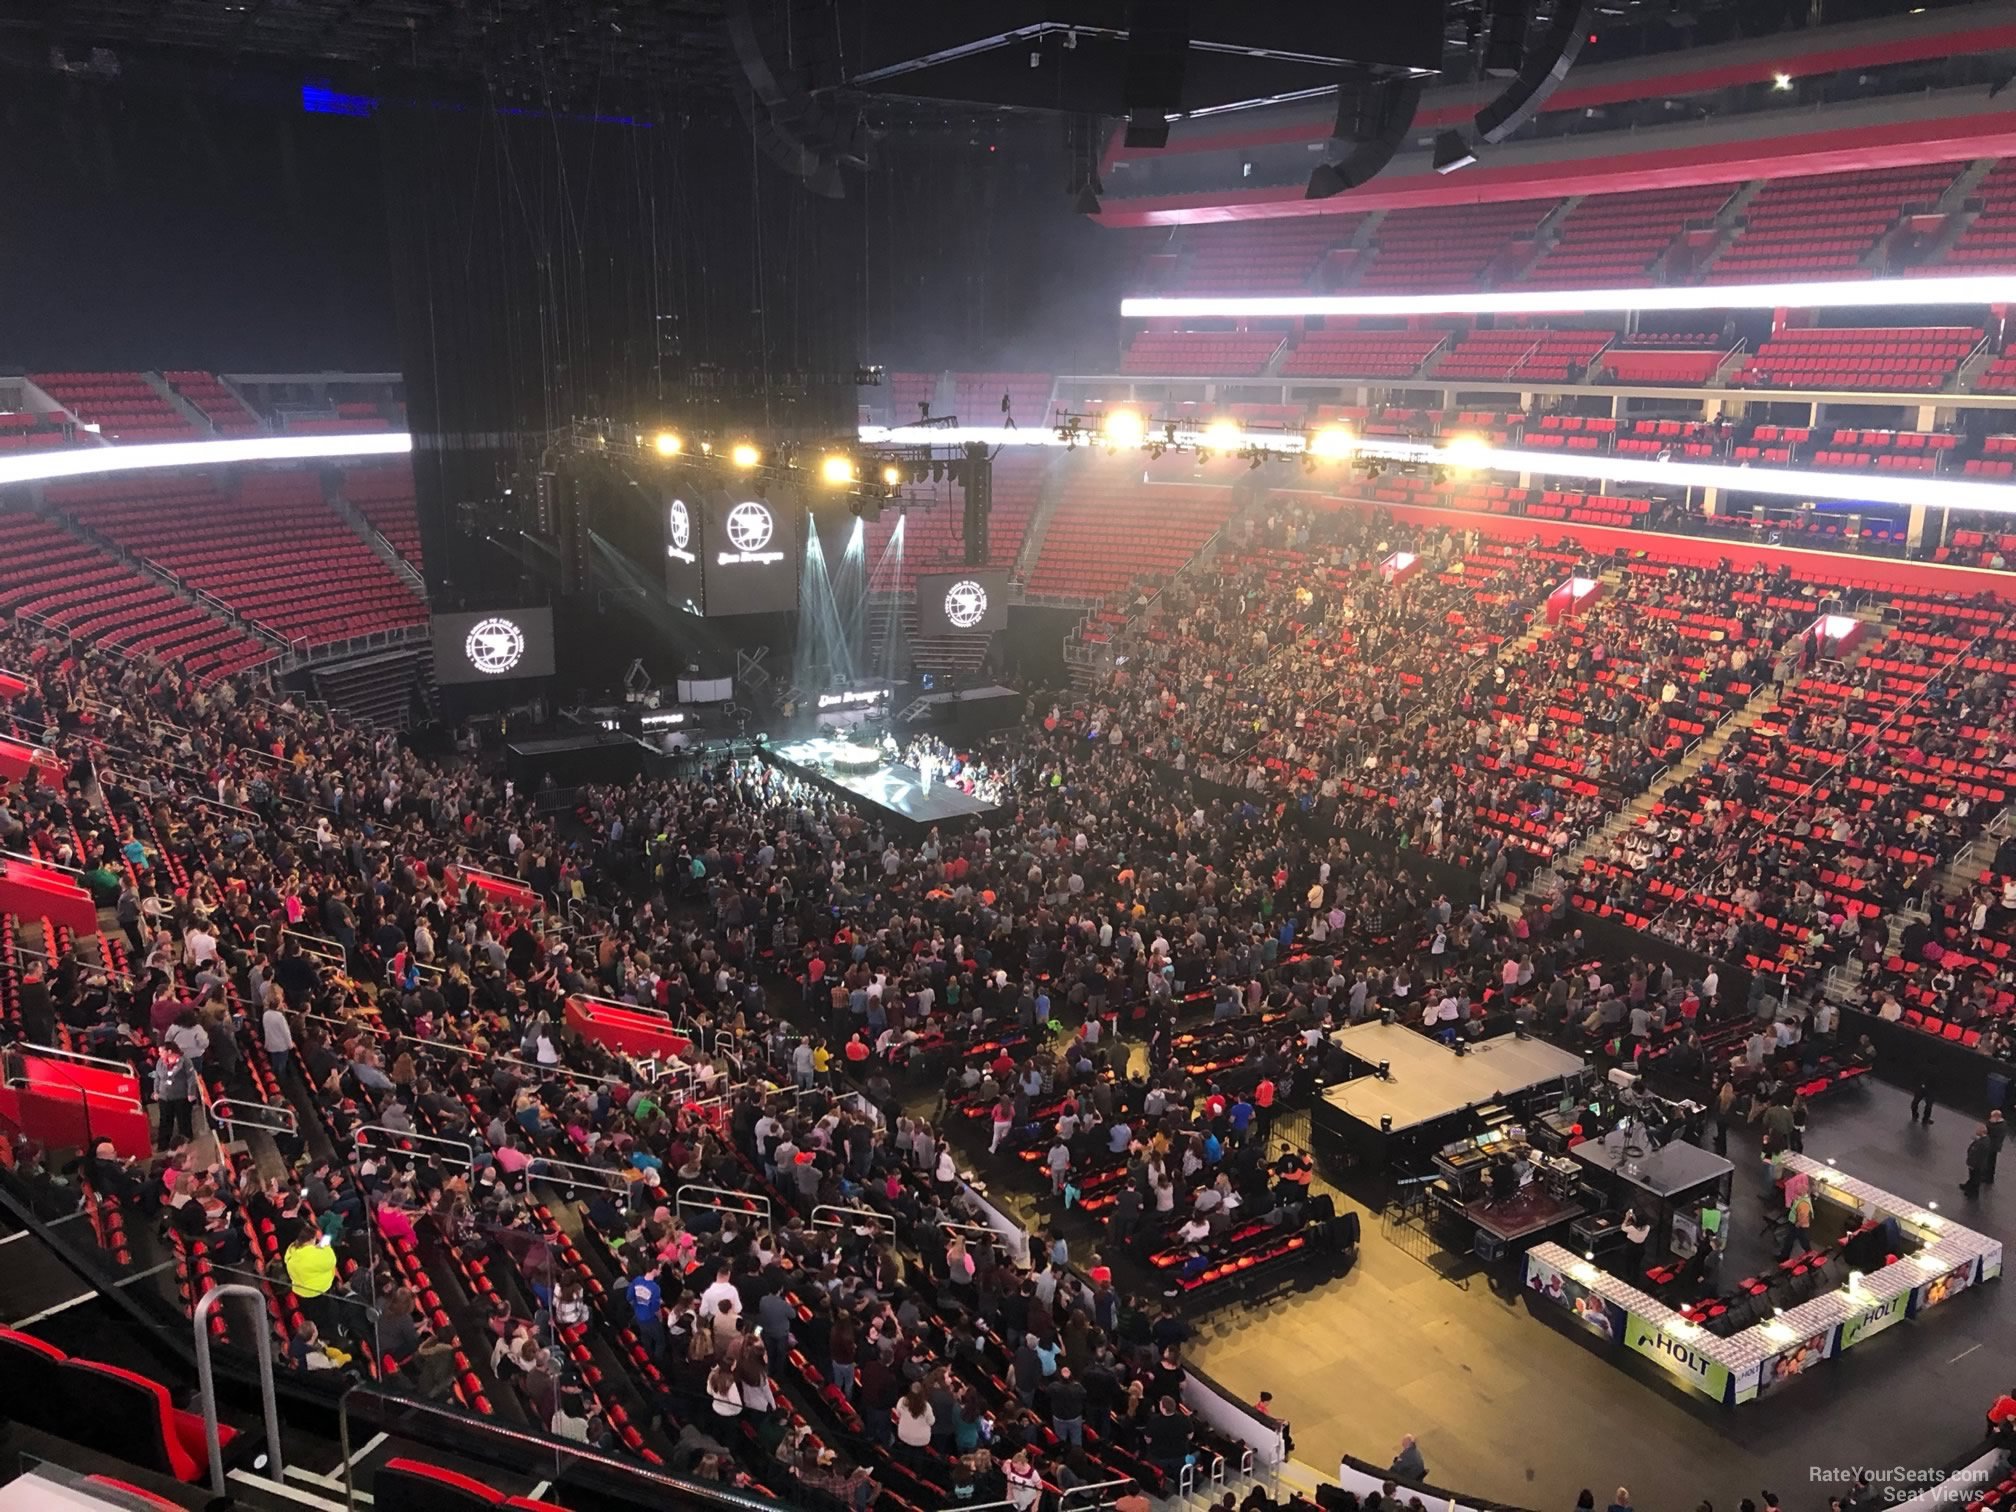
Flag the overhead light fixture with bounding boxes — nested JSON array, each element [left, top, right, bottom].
[[653, 431, 683, 457], [1772, 71, 1794, 90], [1307, 424, 1356, 460], [1102, 408, 1146, 448], [1119, 272, 2016, 319], [730, 442, 762, 469], [1203, 417, 1242, 451], [879, 462, 903, 487], [819, 453, 856, 486], [1433, 129, 1479, 174]]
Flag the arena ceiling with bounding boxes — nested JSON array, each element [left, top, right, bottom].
[[10, 0, 1921, 115]]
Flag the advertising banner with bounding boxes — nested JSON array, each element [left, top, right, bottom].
[[1740, 1328, 1837, 1403], [1523, 1252, 1624, 1343], [1838, 1291, 1910, 1351], [1622, 1311, 1733, 1404], [1908, 1257, 1980, 1317]]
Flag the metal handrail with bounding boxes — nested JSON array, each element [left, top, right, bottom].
[[675, 1183, 770, 1226], [1057, 1476, 1137, 1512], [194, 1283, 285, 1498], [353, 1124, 481, 1168], [210, 1097, 300, 1139], [526, 1156, 630, 1192], [811, 1203, 889, 1234]]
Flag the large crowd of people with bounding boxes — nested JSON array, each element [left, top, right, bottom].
[[0, 501, 2011, 1508]]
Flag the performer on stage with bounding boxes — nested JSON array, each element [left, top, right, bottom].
[[918, 747, 936, 795]]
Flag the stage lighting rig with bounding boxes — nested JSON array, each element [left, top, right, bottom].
[[653, 431, 684, 457]]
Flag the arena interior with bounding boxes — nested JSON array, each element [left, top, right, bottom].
[[6, 2, 2016, 1511]]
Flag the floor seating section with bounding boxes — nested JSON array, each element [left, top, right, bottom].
[[1024, 455, 1238, 599], [1706, 163, 1963, 282], [341, 464, 426, 570], [1732, 326, 1980, 390], [1280, 328, 1447, 379], [0, 509, 271, 681], [161, 371, 262, 435], [1356, 200, 1554, 291], [1520, 183, 1738, 286], [1119, 330, 1286, 376], [30, 373, 200, 444], [51, 471, 429, 647]]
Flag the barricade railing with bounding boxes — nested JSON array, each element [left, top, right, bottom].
[[675, 1182, 770, 1228]]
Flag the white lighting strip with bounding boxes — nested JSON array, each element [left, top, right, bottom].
[[858, 423, 2016, 513], [1118, 273, 2016, 319], [0, 432, 412, 488]]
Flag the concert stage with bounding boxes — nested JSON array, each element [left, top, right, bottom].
[[764, 734, 1003, 837]]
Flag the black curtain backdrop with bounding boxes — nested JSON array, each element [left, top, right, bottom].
[[0, 73, 395, 372]]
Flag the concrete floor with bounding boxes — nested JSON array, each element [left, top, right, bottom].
[[1187, 1077, 2010, 1509]]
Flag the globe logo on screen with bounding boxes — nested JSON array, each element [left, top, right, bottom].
[[944, 579, 989, 629], [464, 617, 526, 676], [726, 501, 774, 553], [668, 498, 691, 551]]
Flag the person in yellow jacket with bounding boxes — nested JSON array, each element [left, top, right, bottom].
[[284, 1225, 338, 1335]]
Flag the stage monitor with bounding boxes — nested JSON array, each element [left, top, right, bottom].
[[663, 493, 705, 612], [703, 494, 800, 615], [432, 607, 556, 684], [916, 568, 1009, 635]]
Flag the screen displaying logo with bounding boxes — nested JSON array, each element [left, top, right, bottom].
[[944, 579, 989, 629], [726, 501, 772, 551], [718, 500, 785, 565], [464, 617, 527, 676], [667, 498, 696, 564]]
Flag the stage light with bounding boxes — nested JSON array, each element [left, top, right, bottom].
[[653, 431, 683, 457], [1307, 425, 1356, 461], [700, 441, 714, 456], [1772, 71, 1794, 90], [1102, 408, 1147, 449], [880, 463, 903, 487], [1118, 272, 2016, 320], [730, 442, 762, 469], [820, 453, 857, 486], [1443, 434, 1492, 473], [1433, 129, 1478, 174], [1204, 417, 1241, 452]]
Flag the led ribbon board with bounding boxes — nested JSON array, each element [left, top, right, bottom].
[[0, 432, 412, 486], [1118, 272, 2016, 319]]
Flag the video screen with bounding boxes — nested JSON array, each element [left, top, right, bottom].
[[663, 493, 705, 612], [915, 568, 1009, 634], [702, 494, 799, 615], [431, 607, 557, 684]]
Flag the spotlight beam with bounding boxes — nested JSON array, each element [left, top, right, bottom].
[[0, 431, 411, 485], [858, 423, 2016, 514], [1119, 273, 2016, 319]]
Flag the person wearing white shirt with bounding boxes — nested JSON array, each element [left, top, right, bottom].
[[262, 1002, 296, 1082], [699, 1270, 742, 1320], [183, 926, 219, 968]]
